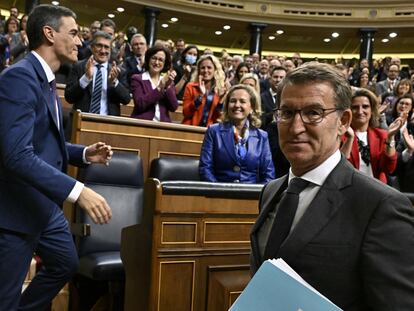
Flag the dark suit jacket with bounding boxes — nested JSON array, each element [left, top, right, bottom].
[[122, 55, 144, 88], [0, 53, 85, 235], [251, 157, 414, 310], [199, 122, 275, 183], [64, 59, 131, 116], [260, 90, 276, 129]]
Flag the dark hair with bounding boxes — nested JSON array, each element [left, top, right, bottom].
[[144, 46, 171, 73], [91, 31, 112, 45], [270, 66, 287, 76], [180, 45, 199, 64], [19, 14, 28, 31], [100, 18, 116, 32], [5, 16, 19, 34], [27, 4, 76, 51], [352, 88, 380, 128], [235, 62, 250, 81], [392, 94, 414, 121], [277, 61, 352, 111]]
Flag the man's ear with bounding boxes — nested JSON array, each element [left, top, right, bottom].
[[338, 109, 352, 136], [42, 26, 55, 45]]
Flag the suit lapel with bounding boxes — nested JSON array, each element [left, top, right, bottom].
[[251, 176, 288, 267], [367, 128, 380, 174], [220, 124, 238, 163], [243, 129, 259, 165], [278, 158, 353, 260]]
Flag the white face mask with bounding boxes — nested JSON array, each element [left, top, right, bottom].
[[185, 55, 197, 65]]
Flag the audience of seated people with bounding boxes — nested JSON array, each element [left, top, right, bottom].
[[199, 84, 275, 183], [130, 45, 179, 122]]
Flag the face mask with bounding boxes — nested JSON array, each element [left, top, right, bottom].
[[185, 55, 197, 65]]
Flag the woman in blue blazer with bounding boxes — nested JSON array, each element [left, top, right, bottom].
[[199, 84, 275, 183]]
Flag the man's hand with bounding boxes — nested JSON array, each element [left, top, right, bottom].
[[85, 142, 113, 165], [108, 61, 120, 84], [85, 56, 95, 80], [77, 187, 112, 224]]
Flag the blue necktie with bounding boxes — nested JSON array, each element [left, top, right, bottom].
[[90, 64, 102, 114]]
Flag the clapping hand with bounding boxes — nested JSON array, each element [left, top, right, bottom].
[[109, 61, 120, 85], [85, 56, 95, 80], [403, 128, 414, 152], [388, 116, 405, 137], [198, 75, 206, 95], [160, 69, 177, 89]]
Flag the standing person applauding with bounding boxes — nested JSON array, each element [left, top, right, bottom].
[[199, 84, 274, 183], [182, 54, 229, 127], [130, 45, 178, 122], [341, 88, 403, 183]]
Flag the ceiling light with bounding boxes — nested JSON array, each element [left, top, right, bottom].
[[389, 32, 397, 38], [215, 31, 222, 35], [223, 25, 231, 30], [331, 32, 339, 38], [170, 17, 178, 22], [382, 38, 389, 43], [268, 35, 276, 40], [117, 7, 125, 13], [161, 23, 169, 28], [276, 30, 284, 35], [323, 38, 331, 42], [51, 1, 59, 5], [107, 13, 115, 18]]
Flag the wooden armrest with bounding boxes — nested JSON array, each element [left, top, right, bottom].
[[71, 223, 91, 237]]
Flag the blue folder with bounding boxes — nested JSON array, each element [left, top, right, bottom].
[[229, 260, 342, 311]]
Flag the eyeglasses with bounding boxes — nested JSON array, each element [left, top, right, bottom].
[[274, 107, 341, 124], [150, 56, 165, 63], [93, 43, 111, 50]]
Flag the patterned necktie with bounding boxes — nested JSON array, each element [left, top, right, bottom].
[[90, 64, 102, 114], [237, 138, 247, 160], [357, 138, 370, 166], [263, 178, 310, 260]]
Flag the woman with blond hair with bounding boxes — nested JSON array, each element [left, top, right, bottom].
[[199, 84, 274, 183], [182, 54, 228, 127]]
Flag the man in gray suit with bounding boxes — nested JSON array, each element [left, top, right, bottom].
[[250, 62, 414, 310]]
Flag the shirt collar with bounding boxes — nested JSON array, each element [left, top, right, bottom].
[[96, 62, 108, 69], [31, 51, 55, 83], [289, 149, 341, 186], [142, 71, 151, 81]]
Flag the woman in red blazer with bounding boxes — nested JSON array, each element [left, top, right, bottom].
[[182, 54, 228, 127], [341, 88, 403, 183]]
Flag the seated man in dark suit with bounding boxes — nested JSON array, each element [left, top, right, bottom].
[[251, 62, 414, 310], [65, 31, 130, 116], [122, 33, 147, 88]]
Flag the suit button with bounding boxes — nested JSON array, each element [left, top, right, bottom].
[[233, 165, 241, 172]]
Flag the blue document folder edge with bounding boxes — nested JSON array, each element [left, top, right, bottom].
[[229, 261, 343, 311]]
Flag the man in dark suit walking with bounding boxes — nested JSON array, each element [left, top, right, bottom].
[[250, 62, 414, 310], [65, 31, 130, 116], [0, 5, 113, 310]]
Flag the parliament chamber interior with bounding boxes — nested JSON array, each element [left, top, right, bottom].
[[1, 0, 414, 310]]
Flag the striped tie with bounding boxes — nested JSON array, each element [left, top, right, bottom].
[[90, 64, 102, 114]]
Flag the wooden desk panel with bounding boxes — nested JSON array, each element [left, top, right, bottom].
[[70, 111, 205, 179], [121, 179, 257, 311]]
